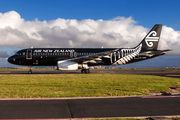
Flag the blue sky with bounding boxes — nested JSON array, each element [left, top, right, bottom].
[[0, 0, 180, 30], [0, 0, 180, 67]]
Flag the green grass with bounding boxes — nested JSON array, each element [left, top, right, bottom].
[[0, 74, 180, 98]]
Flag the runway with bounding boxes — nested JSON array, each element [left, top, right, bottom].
[[0, 96, 180, 119], [1, 68, 180, 78]]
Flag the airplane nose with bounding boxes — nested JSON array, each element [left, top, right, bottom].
[[7, 56, 13, 63]]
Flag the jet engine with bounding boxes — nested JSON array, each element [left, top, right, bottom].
[[57, 60, 78, 70]]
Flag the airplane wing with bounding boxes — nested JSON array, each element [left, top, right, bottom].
[[68, 49, 119, 63]]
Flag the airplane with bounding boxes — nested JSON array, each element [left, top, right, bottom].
[[8, 24, 171, 74]]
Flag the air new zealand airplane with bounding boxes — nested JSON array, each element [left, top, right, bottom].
[[8, 24, 171, 74]]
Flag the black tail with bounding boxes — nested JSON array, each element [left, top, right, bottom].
[[139, 24, 162, 51]]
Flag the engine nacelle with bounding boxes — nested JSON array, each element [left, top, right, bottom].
[[57, 60, 78, 70]]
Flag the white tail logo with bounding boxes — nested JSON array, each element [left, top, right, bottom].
[[113, 44, 142, 65], [145, 31, 159, 47]]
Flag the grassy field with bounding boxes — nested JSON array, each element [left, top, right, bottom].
[[0, 74, 180, 98]]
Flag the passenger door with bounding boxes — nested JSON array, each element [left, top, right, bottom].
[[26, 49, 32, 59]]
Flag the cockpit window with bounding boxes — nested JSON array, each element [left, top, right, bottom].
[[14, 52, 21, 56]]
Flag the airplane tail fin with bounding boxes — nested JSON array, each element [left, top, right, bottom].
[[138, 24, 162, 51]]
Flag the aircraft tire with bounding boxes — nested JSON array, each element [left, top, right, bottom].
[[28, 70, 32, 74], [81, 69, 90, 74], [85, 69, 90, 74], [81, 69, 84, 73]]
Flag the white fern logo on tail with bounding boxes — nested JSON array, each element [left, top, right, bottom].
[[112, 44, 142, 65], [145, 31, 159, 47]]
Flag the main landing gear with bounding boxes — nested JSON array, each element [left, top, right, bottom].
[[28, 66, 33, 74], [81, 64, 90, 74], [81, 69, 90, 74]]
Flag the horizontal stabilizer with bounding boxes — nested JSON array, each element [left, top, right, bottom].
[[140, 49, 172, 57], [148, 49, 172, 55]]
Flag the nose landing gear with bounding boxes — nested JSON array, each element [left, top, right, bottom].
[[28, 66, 33, 74]]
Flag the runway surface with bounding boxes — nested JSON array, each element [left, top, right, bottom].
[[0, 96, 180, 119], [1, 68, 180, 78]]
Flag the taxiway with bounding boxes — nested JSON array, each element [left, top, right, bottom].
[[1, 68, 180, 78], [0, 96, 180, 119]]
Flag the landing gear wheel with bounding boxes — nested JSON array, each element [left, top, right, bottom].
[[81, 69, 90, 74], [28, 70, 32, 74], [85, 69, 90, 74], [81, 69, 84, 73]]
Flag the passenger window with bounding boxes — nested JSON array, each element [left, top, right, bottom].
[[70, 52, 73, 57], [74, 52, 77, 57]]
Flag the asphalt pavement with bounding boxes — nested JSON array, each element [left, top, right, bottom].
[[1, 68, 180, 78], [0, 96, 180, 119]]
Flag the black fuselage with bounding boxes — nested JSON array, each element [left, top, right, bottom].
[[8, 48, 116, 66], [8, 47, 161, 67]]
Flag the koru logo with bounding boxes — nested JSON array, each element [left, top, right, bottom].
[[145, 31, 159, 47]]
